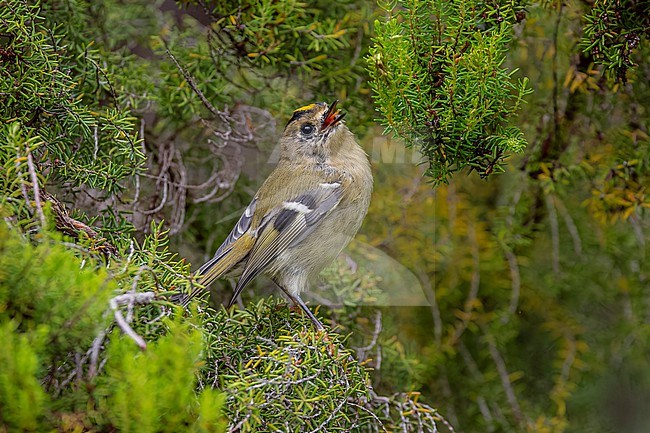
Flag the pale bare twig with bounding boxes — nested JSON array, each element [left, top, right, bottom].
[[451, 221, 480, 344], [435, 410, 457, 433], [26, 148, 46, 227], [458, 341, 494, 430], [140, 173, 169, 215], [366, 390, 447, 433], [545, 194, 561, 274], [356, 310, 382, 360], [483, 330, 526, 427], [93, 125, 99, 160], [131, 119, 146, 209], [228, 412, 252, 433], [419, 268, 442, 345], [349, 401, 388, 433], [555, 196, 582, 256], [502, 248, 521, 323], [165, 47, 228, 122], [88, 328, 108, 379], [308, 374, 350, 433], [109, 292, 155, 350]]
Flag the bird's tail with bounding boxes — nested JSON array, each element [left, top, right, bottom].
[[178, 235, 254, 308], [176, 253, 231, 308]]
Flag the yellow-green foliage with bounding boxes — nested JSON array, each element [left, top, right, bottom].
[[0, 2, 142, 195], [200, 300, 376, 432], [3, 0, 649, 432], [368, 0, 531, 184], [0, 229, 114, 357], [101, 319, 226, 433], [0, 224, 113, 430], [0, 224, 227, 432], [0, 322, 48, 431]]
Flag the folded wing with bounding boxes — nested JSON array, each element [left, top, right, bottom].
[[227, 181, 343, 307]]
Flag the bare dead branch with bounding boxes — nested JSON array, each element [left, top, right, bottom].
[[555, 196, 583, 257], [356, 310, 382, 361], [88, 328, 108, 379], [502, 248, 521, 323], [545, 194, 560, 274], [483, 331, 526, 427], [451, 221, 480, 344], [109, 292, 156, 350], [26, 148, 46, 227], [165, 47, 228, 122], [40, 190, 119, 257]]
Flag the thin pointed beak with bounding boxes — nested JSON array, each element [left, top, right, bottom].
[[320, 100, 346, 131]]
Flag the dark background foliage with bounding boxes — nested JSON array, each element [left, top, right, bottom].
[[1, 0, 649, 432]]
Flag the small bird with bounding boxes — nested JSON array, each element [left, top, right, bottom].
[[183, 100, 373, 330]]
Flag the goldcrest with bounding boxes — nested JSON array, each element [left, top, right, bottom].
[[184, 100, 372, 330]]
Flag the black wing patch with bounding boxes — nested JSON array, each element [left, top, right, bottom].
[[273, 193, 317, 232]]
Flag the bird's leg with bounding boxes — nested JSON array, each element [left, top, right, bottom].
[[273, 283, 340, 355], [289, 293, 340, 355], [292, 293, 325, 332], [274, 283, 325, 331]]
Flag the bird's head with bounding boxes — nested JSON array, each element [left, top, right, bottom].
[[281, 100, 349, 160]]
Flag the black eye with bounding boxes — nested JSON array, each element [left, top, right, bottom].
[[300, 124, 314, 136]]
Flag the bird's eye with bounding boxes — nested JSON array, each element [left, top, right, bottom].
[[300, 124, 314, 136]]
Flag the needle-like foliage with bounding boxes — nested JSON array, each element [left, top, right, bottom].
[[368, 0, 532, 184]]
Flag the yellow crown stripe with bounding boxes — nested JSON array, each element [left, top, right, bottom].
[[293, 103, 316, 113]]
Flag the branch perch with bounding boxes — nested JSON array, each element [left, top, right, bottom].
[[110, 292, 155, 350], [39, 190, 119, 257]]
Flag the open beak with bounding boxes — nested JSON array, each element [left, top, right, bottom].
[[320, 100, 346, 131]]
